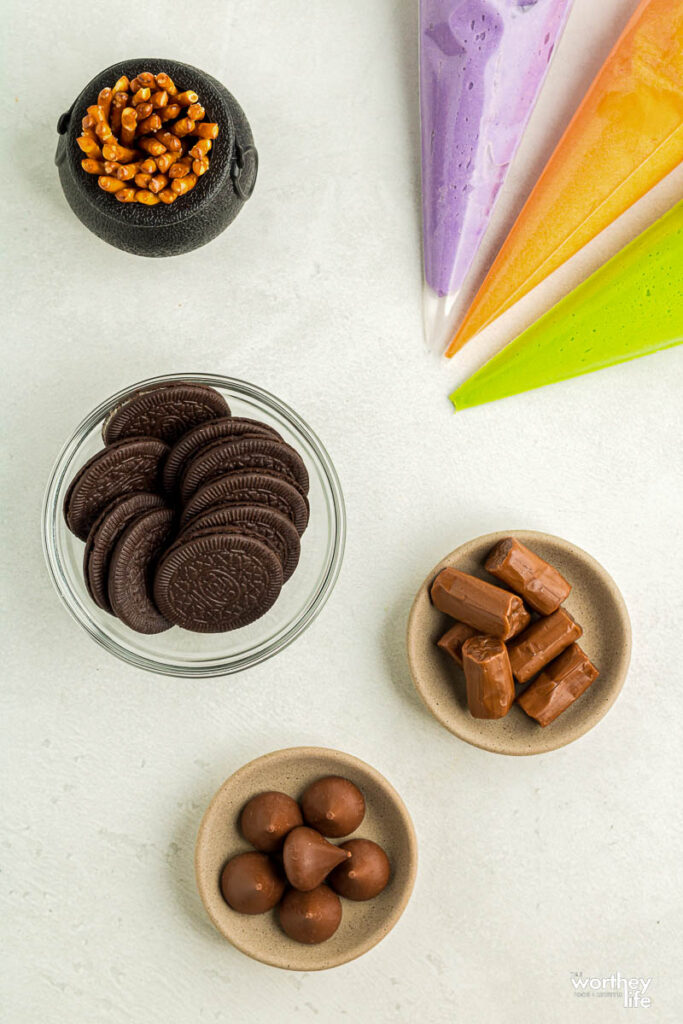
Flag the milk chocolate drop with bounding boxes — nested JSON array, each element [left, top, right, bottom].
[[220, 852, 285, 914], [329, 839, 391, 901], [282, 826, 350, 892], [300, 776, 365, 838], [239, 791, 303, 852], [279, 885, 342, 944]]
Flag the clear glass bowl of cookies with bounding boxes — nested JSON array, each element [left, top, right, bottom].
[[42, 373, 346, 677]]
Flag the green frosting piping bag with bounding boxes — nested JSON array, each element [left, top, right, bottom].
[[451, 201, 683, 412]]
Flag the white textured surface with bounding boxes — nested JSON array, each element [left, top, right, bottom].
[[2, 1, 682, 1022]]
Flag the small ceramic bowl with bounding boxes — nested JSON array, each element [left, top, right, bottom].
[[407, 530, 631, 756], [55, 58, 257, 257], [195, 747, 418, 970], [42, 373, 345, 677]]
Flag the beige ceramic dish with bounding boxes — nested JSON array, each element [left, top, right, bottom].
[[407, 531, 631, 756], [195, 747, 417, 970]]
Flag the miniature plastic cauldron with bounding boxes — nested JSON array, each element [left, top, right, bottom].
[[55, 58, 257, 257]]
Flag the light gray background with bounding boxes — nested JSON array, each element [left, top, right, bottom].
[[2, 1, 682, 1021]]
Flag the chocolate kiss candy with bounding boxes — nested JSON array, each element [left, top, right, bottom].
[[240, 791, 303, 853], [300, 776, 365, 838], [279, 885, 342, 944], [220, 852, 285, 914], [329, 839, 391, 901], [282, 827, 350, 892]]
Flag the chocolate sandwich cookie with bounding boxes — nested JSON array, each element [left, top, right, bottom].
[[179, 504, 301, 582], [154, 532, 284, 632], [161, 416, 283, 496], [108, 507, 175, 634], [64, 437, 169, 541], [179, 437, 310, 505], [102, 382, 230, 445], [180, 472, 310, 536], [159, 524, 232, 564], [83, 491, 167, 611]]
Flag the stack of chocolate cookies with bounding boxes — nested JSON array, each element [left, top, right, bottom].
[[63, 381, 310, 634]]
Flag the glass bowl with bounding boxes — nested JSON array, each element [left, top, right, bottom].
[[42, 373, 345, 677]]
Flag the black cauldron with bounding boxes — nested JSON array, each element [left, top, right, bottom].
[[55, 58, 257, 257]]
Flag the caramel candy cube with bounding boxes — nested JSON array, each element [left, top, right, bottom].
[[431, 568, 530, 641], [508, 608, 582, 684], [437, 622, 478, 666], [485, 537, 571, 615], [517, 644, 599, 726], [461, 636, 515, 719]]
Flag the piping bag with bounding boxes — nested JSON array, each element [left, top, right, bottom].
[[420, 0, 573, 348], [445, 0, 683, 357], [450, 201, 683, 411]]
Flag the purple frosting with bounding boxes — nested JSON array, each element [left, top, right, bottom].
[[420, 0, 573, 296]]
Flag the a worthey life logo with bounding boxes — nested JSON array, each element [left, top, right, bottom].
[[570, 971, 653, 1008]]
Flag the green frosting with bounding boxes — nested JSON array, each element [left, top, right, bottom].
[[451, 202, 683, 411]]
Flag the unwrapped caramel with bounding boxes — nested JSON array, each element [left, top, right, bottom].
[[485, 537, 571, 615], [437, 621, 478, 666], [431, 568, 530, 641], [508, 608, 582, 684], [517, 644, 599, 726], [461, 636, 515, 719], [431, 537, 600, 728]]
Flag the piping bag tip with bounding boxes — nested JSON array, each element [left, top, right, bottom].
[[448, 383, 479, 414], [444, 316, 481, 359], [422, 285, 462, 354]]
